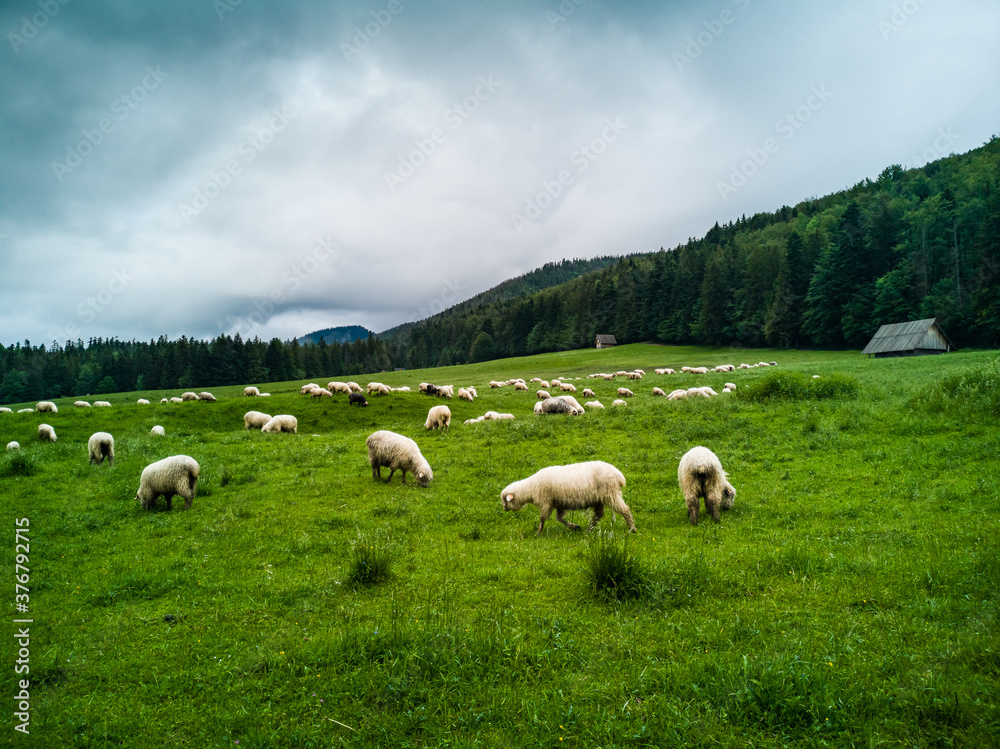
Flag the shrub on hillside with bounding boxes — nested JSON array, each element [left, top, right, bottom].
[[914, 357, 1000, 416], [584, 530, 648, 602], [346, 532, 395, 587], [1, 451, 38, 478], [739, 371, 858, 402]]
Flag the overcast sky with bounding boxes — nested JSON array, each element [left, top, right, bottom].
[[1, 0, 998, 347]]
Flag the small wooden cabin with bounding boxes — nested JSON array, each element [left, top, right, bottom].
[[861, 318, 954, 358], [595, 334, 617, 350]]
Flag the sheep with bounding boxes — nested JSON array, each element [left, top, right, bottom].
[[615, 371, 628, 377], [559, 395, 585, 414], [301, 383, 320, 394], [667, 389, 688, 400], [425, 405, 452, 432], [467, 386, 477, 398], [261, 415, 298, 434], [617, 387, 634, 397], [244, 386, 260, 397], [536, 389, 551, 400], [700, 387, 719, 397], [198, 392, 217, 402], [437, 385, 454, 399], [582, 388, 595, 397], [612, 399, 627, 407], [691, 367, 709, 374], [18, 409, 34, 413], [169, 397, 183, 404], [725, 383, 736, 390], [758, 362, 770, 367], [483, 411, 502, 420], [585, 400, 604, 409], [160, 398, 168, 404], [601, 373, 615, 380], [530, 377, 543, 383], [539, 380, 549, 388], [137, 398, 150, 405], [87, 432, 114, 466], [310, 388, 333, 398], [681, 367, 693, 373], [348, 392, 369, 407], [0, 407, 12, 413], [347, 382, 363, 393], [687, 387, 710, 398], [36, 401, 58, 413], [739, 363, 751, 369], [489, 381, 502, 389], [372, 384, 390, 396], [550, 379, 562, 390], [38, 424, 57, 442], [151, 425, 165, 436], [559, 383, 577, 393], [94, 401, 112, 407], [812, 375, 821, 379], [367, 382, 386, 395], [74, 400, 91, 408], [651, 387, 666, 397], [181, 392, 199, 401], [770, 361, 778, 366], [678, 446, 735, 525], [498, 413, 515, 420], [458, 387, 475, 402], [244, 411, 272, 430], [7, 441, 20, 450], [259, 393, 271, 397], [514, 382, 529, 391], [535, 397, 576, 415], [392, 386, 412, 393], [328, 382, 351, 394], [366, 430, 433, 487], [500, 461, 636, 536], [136, 455, 200, 511], [627, 372, 642, 380]]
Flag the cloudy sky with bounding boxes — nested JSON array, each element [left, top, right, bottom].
[[1, 0, 998, 347]]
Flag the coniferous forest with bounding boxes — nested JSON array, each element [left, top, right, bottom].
[[2, 136, 998, 403]]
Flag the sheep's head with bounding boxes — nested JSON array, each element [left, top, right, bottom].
[[500, 486, 526, 512], [721, 481, 736, 510], [415, 467, 433, 488]]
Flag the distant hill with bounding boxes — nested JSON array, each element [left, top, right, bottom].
[[297, 325, 374, 346], [378, 256, 623, 342]]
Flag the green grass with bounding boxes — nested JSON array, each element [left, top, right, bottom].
[[1, 344, 999, 747]]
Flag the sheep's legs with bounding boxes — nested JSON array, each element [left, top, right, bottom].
[[372, 465, 382, 481], [557, 508, 583, 532], [535, 507, 553, 536], [619, 505, 638, 533], [587, 504, 605, 531], [165, 494, 173, 511], [386, 468, 397, 484], [684, 492, 700, 525], [705, 492, 721, 522]]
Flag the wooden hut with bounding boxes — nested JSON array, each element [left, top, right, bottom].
[[861, 318, 954, 358], [595, 334, 617, 350]]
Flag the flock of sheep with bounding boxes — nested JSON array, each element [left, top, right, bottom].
[[3, 360, 749, 529]]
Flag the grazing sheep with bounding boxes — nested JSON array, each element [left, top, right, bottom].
[[498, 413, 515, 420], [687, 387, 710, 398], [489, 381, 502, 389], [74, 401, 91, 408], [617, 387, 634, 397], [301, 383, 320, 394], [348, 393, 369, 407], [501, 461, 636, 536], [678, 446, 735, 525], [392, 386, 412, 393], [38, 424, 57, 442], [667, 389, 688, 400], [700, 387, 719, 397], [367, 382, 386, 395], [87, 432, 114, 466], [151, 425, 165, 436], [370, 384, 390, 397], [198, 392, 217, 402], [550, 379, 562, 390], [261, 415, 298, 434], [458, 387, 475, 402], [739, 363, 751, 369], [310, 388, 333, 398], [0, 407, 12, 414], [244, 411, 272, 430], [36, 401, 58, 413], [425, 405, 452, 432], [725, 382, 737, 390], [539, 380, 549, 388], [582, 388, 595, 398], [612, 399, 627, 407], [181, 392, 199, 401], [347, 382, 363, 393], [536, 389, 551, 400], [244, 386, 260, 397], [514, 382, 529, 392], [137, 398, 150, 405], [94, 401, 112, 407], [259, 393, 271, 397], [483, 411, 502, 420], [535, 397, 576, 415], [530, 377, 543, 383], [18, 409, 34, 413], [652, 387, 666, 396], [136, 455, 200, 511], [601, 373, 615, 380], [467, 386, 477, 397], [160, 398, 168, 404], [559, 395, 585, 414], [425, 384, 440, 396], [366, 430, 433, 487], [7, 441, 19, 450], [437, 385, 454, 399], [770, 361, 778, 366], [169, 397, 183, 404], [328, 382, 352, 394], [585, 400, 604, 410], [627, 372, 642, 380], [559, 383, 577, 393]]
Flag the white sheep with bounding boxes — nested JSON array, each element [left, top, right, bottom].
[[38, 424, 57, 442], [151, 425, 165, 436], [181, 392, 199, 401], [612, 399, 627, 407], [259, 393, 270, 397], [615, 371, 628, 377], [367, 382, 385, 395], [137, 398, 150, 405], [585, 400, 605, 410], [244, 411, 272, 430], [687, 387, 710, 398], [559, 383, 577, 393], [582, 388, 595, 398], [425, 405, 452, 432], [651, 387, 666, 396], [498, 413, 515, 420], [535, 397, 575, 415], [559, 395, 585, 414], [366, 430, 433, 487], [169, 397, 183, 404], [530, 377, 543, 383], [36, 401, 58, 413], [725, 383, 736, 390], [514, 382, 529, 391], [617, 387, 634, 397], [136, 455, 200, 511], [458, 387, 475, 402], [393, 386, 412, 392], [94, 400, 112, 407], [489, 381, 502, 389], [437, 385, 454, 399], [261, 415, 298, 434], [627, 372, 642, 380], [7, 441, 20, 450], [160, 398, 168, 404], [198, 392, 217, 402], [244, 386, 261, 397], [311, 388, 333, 398], [678, 446, 735, 525], [347, 382, 363, 393], [539, 380, 549, 388], [770, 361, 778, 366], [601, 374, 615, 380], [501, 461, 636, 536], [550, 379, 562, 389], [467, 386, 477, 397], [483, 411, 502, 420], [87, 432, 114, 466], [328, 382, 352, 394], [536, 389, 551, 400], [18, 408, 34, 413], [0, 407, 12, 413], [74, 401, 91, 408], [667, 389, 688, 400], [301, 383, 320, 394]]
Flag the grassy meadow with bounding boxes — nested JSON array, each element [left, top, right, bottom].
[[1, 344, 998, 748]]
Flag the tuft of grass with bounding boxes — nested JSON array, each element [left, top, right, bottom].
[[346, 532, 395, 587], [740, 370, 859, 402], [914, 356, 1000, 416], [1, 449, 38, 477], [583, 529, 648, 602]]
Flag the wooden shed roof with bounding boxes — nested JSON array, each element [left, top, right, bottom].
[[861, 318, 954, 355], [595, 334, 617, 345]]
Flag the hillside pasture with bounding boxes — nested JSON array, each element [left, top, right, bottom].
[[1, 344, 998, 747]]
